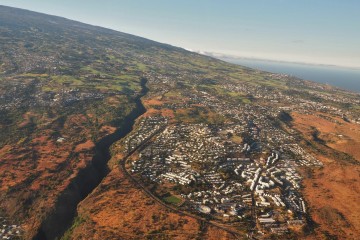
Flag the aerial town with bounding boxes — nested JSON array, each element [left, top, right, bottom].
[[122, 73, 331, 236], [111, 65, 360, 237], [127, 119, 319, 236], [1, 41, 359, 239], [1, 6, 360, 239]]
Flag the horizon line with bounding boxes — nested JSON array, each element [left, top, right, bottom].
[[195, 51, 360, 71]]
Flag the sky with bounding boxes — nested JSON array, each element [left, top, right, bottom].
[[0, 0, 359, 68]]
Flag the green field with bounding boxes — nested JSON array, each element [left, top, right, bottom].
[[163, 195, 182, 205]]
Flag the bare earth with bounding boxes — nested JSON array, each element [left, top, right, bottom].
[[70, 166, 234, 239], [292, 112, 360, 239]]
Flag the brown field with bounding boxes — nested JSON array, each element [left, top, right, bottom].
[[142, 107, 175, 120], [0, 112, 100, 238], [160, 108, 176, 119], [202, 226, 237, 240], [142, 96, 176, 120], [292, 111, 360, 239], [143, 98, 165, 106], [70, 167, 206, 240], [141, 107, 161, 117], [292, 112, 360, 161], [99, 125, 117, 135], [302, 162, 360, 239], [74, 140, 95, 153]]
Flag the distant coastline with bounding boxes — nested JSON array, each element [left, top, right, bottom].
[[217, 56, 360, 93]]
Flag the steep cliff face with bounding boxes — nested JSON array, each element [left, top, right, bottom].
[[34, 160, 101, 240], [32, 80, 148, 240]]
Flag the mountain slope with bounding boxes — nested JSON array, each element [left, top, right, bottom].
[[0, 5, 359, 240]]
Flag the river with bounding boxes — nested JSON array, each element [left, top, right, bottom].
[[34, 78, 148, 240]]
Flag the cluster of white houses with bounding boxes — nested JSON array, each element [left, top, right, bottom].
[[138, 58, 358, 238], [0, 217, 22, 239], [124, 116, 167, 152], [128, 120, 315, 235], [126, 71, 343, 238], [127, 57, 340, 233]]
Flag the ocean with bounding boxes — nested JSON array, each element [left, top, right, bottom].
[[220, 57, 360, 93]]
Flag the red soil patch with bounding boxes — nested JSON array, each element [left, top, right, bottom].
[[302, 162, 360, 239], [99, 125, 116, 135], [0, 144, 11, 157], [160, 108, 175, 119], [142, 108, 160, 117], [292, 111, 360, 239], [292, 112, 360, 161], [71, 167, 204, 239], [65, 114, 88, 127], [204, 226, 237, 240], [0, 112, 101, 238], [18, 112, 35, 127], [144, 98, 164, 106], [75, 140, 95, 153], [142, 107, 175, 119]]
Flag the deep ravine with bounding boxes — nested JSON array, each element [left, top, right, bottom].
[[33, 79, 149, 240]]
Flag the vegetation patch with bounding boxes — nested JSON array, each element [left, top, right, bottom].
[[162, 195, 182, 205], [61, 216, 86, 240]]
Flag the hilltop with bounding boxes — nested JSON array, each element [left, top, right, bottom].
[[0, 5, 359, 240]]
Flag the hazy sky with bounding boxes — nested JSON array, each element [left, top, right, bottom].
[[1, 0, 359, 68]]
